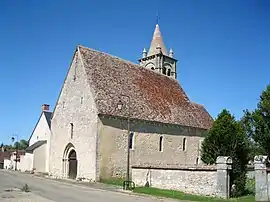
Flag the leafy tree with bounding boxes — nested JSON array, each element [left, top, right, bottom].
[[18, 139, 29, 150], [201, 109, 250, 197], [0, 139, 29, 151], [242, 85, 270, 156], [13, 139, 29, 150]]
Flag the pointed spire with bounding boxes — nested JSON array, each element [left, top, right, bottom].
[[169, 48, 174, 58], [148, 24, 168, 56], [142, 48, 147, 58]]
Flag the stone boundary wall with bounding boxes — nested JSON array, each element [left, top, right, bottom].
[[246, 164, 255, 179], [132, 164, 217, 196], [132, 156, 232, 198], [254, 155, 270, 202]]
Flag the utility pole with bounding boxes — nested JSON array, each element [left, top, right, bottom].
[[11, 134, 18, 171], [117, 94, 131, 190]]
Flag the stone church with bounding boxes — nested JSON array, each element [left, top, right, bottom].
[[48, 23, 213, 181]]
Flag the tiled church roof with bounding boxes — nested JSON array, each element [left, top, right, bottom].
[[79, 45, 213, 129]]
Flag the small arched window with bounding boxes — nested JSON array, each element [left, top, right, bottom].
[[129, 132, 134, 149], [159, 136, 163, 152], [162, 67, 166, 75], [70, 123, 74, 139], [151, 67, 155, 70], [183, 138, 186, 151], [167, 69, 171, 76]]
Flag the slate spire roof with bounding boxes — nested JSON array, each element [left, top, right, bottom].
[[78, 45, 213, 129], [147, 24, 168, 56]]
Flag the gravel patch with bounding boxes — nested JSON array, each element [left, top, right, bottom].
[[0, 188, 53, 202]]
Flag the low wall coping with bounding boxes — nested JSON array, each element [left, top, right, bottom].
[[131, 164, 217, 171]]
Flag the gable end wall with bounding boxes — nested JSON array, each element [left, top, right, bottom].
[[49, 49, 98, 181]]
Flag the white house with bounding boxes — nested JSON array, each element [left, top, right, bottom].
[[22, 104, 52, 173]]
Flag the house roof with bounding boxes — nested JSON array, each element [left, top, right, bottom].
[[78, 45, 213, 129], [28, 111, 52, 143], [44, 111, 52, 128], [26, 140, 47, 153], [0, 151, 11, 163]]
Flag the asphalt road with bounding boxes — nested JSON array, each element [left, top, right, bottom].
[[0, 170, 175, 202]]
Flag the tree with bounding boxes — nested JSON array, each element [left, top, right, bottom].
[[18, 139, 29, 150], [242, 85, 270, 156], [201, 109, 250, 197], [0, 139, 29, 151]]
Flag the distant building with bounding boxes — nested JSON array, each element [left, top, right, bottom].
[[0, 150, 11, 169], [21, 104, 52, 173], [3, 150, 25, 170]]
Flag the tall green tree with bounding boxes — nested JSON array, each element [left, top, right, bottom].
[[201, 109, 250, 197], [242, 85, 270, 156], [0, 139, 29, 151]]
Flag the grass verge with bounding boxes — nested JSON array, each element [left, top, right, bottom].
[[133, 187, 254, 202], [100, 178, 123, 186]]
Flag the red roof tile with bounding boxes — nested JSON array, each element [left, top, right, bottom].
[[79, 46, 213, 129]]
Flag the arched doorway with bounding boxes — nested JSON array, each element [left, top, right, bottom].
[[62, 143, 78, 179], [68, 149, 77, 179]]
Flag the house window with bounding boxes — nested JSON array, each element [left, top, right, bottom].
[[129, 132, 134, 149], [80, 97, 83, 104], [159, 136, 163, 152], [183, 138, 186, 151], [70, 123, 74, 139], [151, 67, 154, 70]]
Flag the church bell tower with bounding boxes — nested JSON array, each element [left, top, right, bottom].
[[139, 23, 177, 79]]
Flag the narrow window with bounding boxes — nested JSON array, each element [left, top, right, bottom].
[[80, 97, 83, 104], [129, 132, 134, 149], [162, 67, 166, 75], [63, 101, 65, 109], [70, 123, 74, 139], [183, 138, 186, 151], [167, 69, 171, 76], [159, 136, 163, 152], [73, 56, 77, 81], [196, 157, 199, 164]]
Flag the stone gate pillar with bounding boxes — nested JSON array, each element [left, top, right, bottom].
[[216, 156, 232, 199], [254, 155, 268, 202]]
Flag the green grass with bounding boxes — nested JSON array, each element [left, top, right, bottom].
[[100, 177, 123, 186], [133, 187, 254, 202]]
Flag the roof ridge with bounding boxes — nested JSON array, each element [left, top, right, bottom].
[[190, 102, 204, 107], [77, 45, 139, 66], [77, 44, 179, 83]]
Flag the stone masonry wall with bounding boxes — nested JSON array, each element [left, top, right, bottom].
[[49, 49, 99, 181], [132, 165, 217, 196], [98, 116, 205, 179]]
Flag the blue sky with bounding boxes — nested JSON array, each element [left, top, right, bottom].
[[0, 0, 269, 144]]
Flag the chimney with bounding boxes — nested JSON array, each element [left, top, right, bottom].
[[42, 104, 50, 112]]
